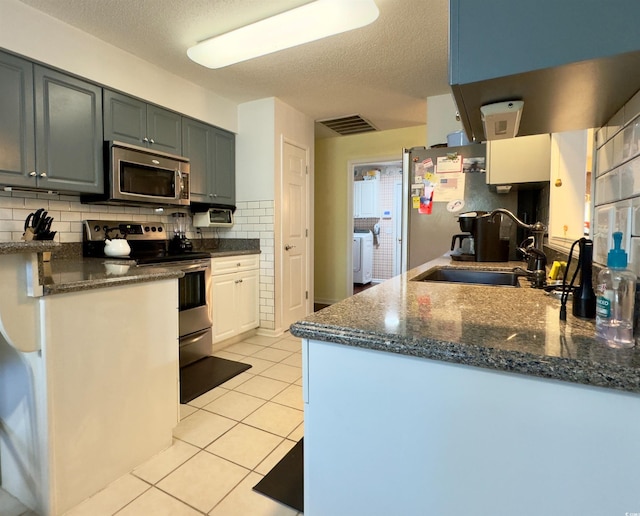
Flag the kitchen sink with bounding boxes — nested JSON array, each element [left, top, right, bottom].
[[411, 267, 521, 287]]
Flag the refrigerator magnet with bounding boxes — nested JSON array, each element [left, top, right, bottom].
[[446, 199, 465, 212]]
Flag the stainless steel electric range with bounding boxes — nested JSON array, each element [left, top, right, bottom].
[[83, 220, 212, 367]]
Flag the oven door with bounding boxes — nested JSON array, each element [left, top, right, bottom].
[[176, 260, 212, 338]]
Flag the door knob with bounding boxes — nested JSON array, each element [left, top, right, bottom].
[[285, 244, 296, 251]]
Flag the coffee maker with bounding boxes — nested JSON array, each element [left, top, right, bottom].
[[451, 211, 509, 262], [169, 212, 193, 254]]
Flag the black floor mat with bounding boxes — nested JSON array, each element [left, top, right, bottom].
[[253, 438, 303, 512], [179, 356, 251, 404]]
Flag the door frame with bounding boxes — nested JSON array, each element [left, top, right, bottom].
[[347, 155, 402, 297]]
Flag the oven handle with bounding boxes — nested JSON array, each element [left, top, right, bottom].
[[176, 169, 183, 201], [180, 328, 211, 347]]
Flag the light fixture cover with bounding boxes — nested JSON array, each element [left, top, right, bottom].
[[480, 100, 524, 140], [187, 0, 380, 69]]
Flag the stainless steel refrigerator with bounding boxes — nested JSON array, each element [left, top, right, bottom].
[[402, 144, 519, 270]]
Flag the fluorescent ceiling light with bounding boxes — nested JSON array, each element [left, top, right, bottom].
[[187, 0, 380, 69]]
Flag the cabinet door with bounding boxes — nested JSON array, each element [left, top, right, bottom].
[[103, 89, 146, 146], [450, 0, 640, 86], [486, 134, 551, 185], [353, 182, 362, 217], [211, 129, 235, 205], [182, 117, 210, 203], [358, 180, 378, 217], [34, 66, 104, 194], [237, 268, 260, 333], [0, 51, 35, 187], [211, 273, 239, 343], [147, 105, 181, 155]]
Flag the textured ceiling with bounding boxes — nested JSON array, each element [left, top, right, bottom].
[[17, 0, 450, 137]]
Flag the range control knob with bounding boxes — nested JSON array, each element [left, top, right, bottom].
[[144, 226, 150, 232], [151, 226, 157, 232], [157, 227, 163, 232], [94, 225, 101, 232]]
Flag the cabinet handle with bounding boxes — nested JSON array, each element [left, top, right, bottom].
[[237, 263, 241, 267], [143, 137, 149, 143], [213, 194, 218, 198], [40, 172, 47, 178], [149, 139, 155, 144], [209, 193, 214, 197], [238, 278, 243, 284], [29, 171, 37, 177]]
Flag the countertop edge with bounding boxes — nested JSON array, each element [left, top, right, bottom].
[[42, 265, 184, 295], [0, 241, 60, 255], [290, 321, 640, 394]]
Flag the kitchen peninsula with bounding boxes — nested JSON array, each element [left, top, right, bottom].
[[291, 255, 640, 516], [0, 243, 183, 515]]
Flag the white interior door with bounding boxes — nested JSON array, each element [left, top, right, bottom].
[[282, 142, 308, 329]]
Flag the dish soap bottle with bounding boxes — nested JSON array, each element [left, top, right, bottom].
[[595, 232, 637, 348]]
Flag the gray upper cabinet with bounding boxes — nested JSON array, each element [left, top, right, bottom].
[[34, 67, 103, 194], [0, 51, 103, 194], [182, 117, 235, 206], [0, 52, 35, 187], [449, 0, 640, 141], [104, 90, 182, 155]]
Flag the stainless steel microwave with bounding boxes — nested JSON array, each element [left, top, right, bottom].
[[82, 141, 190, 207]]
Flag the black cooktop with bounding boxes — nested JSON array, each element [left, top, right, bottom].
[[132, 251, 211, 265]]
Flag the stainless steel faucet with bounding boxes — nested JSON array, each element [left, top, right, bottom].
[[488, 209, 547, 253], [489, 208, 548, 287]]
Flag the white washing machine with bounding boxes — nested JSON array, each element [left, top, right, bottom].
[[353, 230, 373, 284]]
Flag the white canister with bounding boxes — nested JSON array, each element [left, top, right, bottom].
[[447, 130, 470, 147]]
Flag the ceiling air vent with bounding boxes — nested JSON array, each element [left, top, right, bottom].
[[317, 114, 377, 136]]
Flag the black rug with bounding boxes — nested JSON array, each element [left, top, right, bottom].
[[179, 356, 251, 404], [253, 438, 304, 512]]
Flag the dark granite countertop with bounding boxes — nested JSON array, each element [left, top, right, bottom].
[[208, 249, 261, 258], [40, 257, 183, 295], [290, 256, 640, 394]]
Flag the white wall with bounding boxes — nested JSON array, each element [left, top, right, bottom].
[[426, 93, 464, 147], [223, 97, 314, 334], [0, 0, 237, 132], [236, 99, 277, 201]]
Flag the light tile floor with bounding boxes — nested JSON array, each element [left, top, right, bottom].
[[1, 332, 304, 516]]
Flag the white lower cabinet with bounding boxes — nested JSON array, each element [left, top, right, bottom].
[[211, 254, 260, 343]]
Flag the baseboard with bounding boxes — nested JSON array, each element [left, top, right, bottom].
[[212, 329, 258, 353], [314, 297, 340, 305], [256, 328, 285, 338]]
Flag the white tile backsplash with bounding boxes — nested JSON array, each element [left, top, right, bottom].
[[593, 86, 640, 270], [595, 169, 620, 205]]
